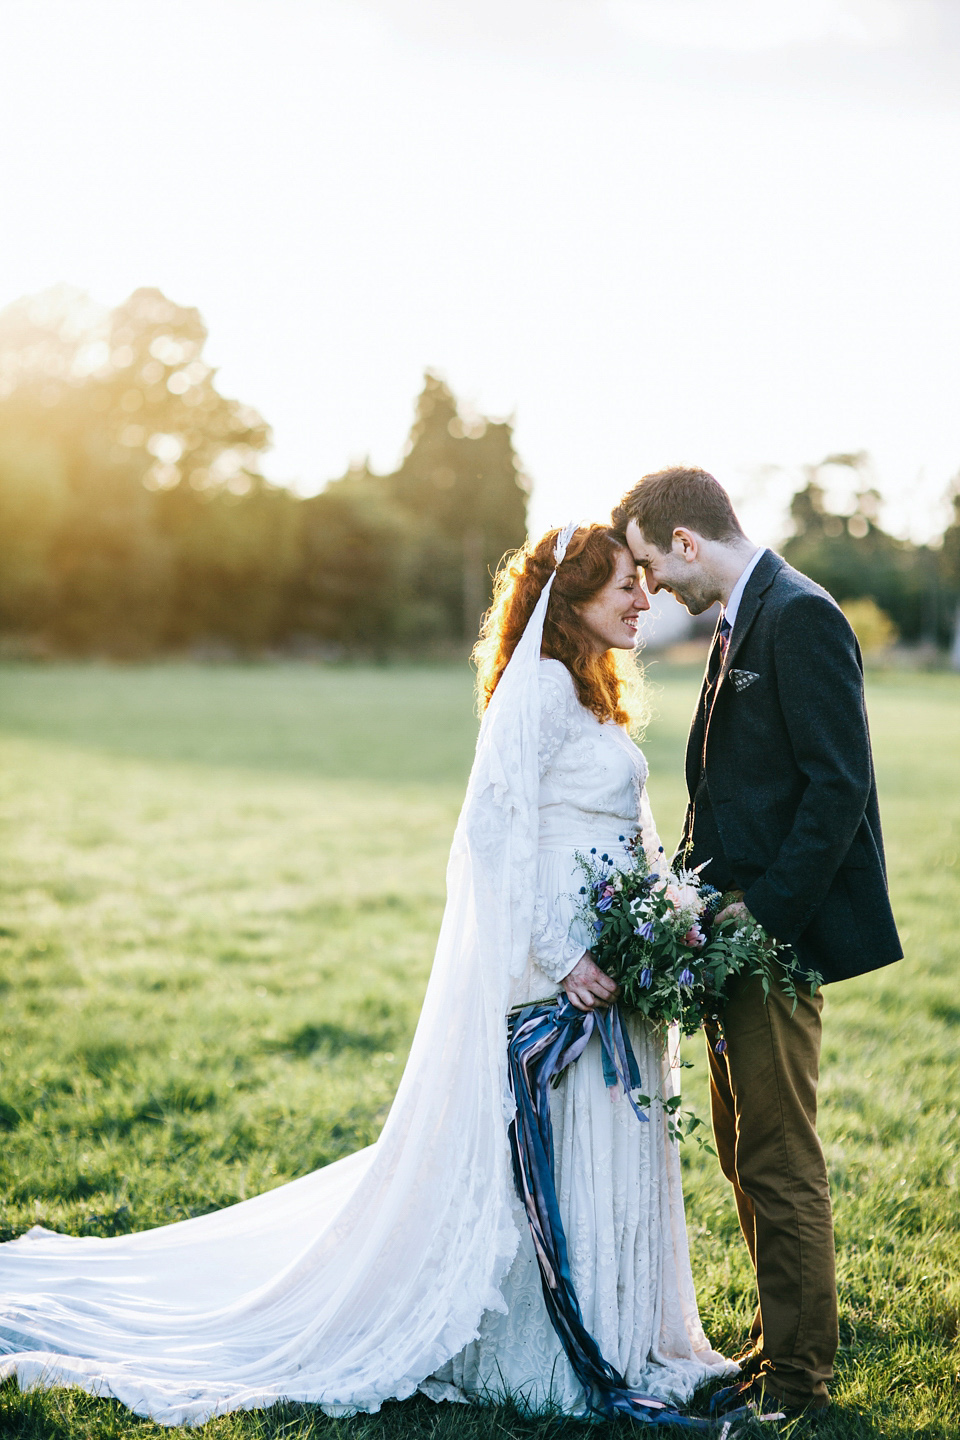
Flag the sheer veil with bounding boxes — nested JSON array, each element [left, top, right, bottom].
[[0, 525, 580, 1426]]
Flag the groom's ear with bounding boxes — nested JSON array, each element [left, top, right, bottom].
[[671, 528, 700, 563]]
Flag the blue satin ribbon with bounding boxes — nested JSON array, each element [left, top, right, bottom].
[[505, 997, 711, 1428]]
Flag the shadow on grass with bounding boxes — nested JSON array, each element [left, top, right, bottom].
[[272, 1022, 396, 1060]]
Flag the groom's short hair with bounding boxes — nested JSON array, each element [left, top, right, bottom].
[[612, 467, 745, 552]]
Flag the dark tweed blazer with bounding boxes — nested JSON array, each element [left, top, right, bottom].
[[679, 549, 902, 985]]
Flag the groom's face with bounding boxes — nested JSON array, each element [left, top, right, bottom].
[[624, 520, 716, 616]]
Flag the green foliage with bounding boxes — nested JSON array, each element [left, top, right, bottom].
[[575, 843, 816, 1044], [155, 477, 302, 650], [0, 294, 528, 656], [0, 286, 274, 655], [294, 470, 419, 647], [0, 434, 66, 630], [940, 479, 960, 624], [293, 374, 529, 648], [0, 661, 958, 1437], [781, 455, 953, 645], [388, 373, 529, 640], [840, 597, 898, 656], [0, 286, 271, 496]]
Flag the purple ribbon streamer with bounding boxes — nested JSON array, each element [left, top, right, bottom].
[[506, 997, 711, 1428]]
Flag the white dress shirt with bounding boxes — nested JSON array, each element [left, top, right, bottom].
[[722, 547, 766, 635]]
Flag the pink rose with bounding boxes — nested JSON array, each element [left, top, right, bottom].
[[675, 881, 702, 912]]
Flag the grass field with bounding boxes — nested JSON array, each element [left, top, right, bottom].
[[0, 660, 958, 1439]]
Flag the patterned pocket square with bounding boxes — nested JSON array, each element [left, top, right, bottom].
[[730, 669, 760, 692]]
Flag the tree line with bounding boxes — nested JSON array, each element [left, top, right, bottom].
[[0, 287, 528, 657], [781, 454, 959, 650], [0, 287, 957, 658]]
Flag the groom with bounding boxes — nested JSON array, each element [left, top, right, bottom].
[[613, 467, 901, 1416]]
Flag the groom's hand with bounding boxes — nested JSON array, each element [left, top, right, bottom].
[[715, 890, 751, 927], [562, 953, 619, 1011]]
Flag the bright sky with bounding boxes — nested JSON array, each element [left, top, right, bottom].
[[1, 0, 959, 545]]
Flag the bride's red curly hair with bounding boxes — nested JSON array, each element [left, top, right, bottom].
[[473, 524, 644, 729]]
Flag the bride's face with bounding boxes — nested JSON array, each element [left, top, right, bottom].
[[576, 546, 650, 654]]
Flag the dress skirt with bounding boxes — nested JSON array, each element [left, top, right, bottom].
[[424, 843, 731, 1413]]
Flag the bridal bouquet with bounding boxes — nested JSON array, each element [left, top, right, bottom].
[[575, 835, 821, 1054]]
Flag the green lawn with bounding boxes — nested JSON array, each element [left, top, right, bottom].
[[0, 661, 958, 1439]]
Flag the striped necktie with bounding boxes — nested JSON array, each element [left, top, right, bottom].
[[702, 615, 733, 745]]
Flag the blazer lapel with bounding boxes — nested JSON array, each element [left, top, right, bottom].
[[684, 552, 785, 789], [702, 550, 783, 750], [684, 615, 724, 797]]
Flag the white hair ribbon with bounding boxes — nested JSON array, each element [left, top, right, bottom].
[[553, 520, 581, 568]]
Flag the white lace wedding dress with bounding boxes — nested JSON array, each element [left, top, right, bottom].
[[424, 659, 729, 1411], [0, 643, 729, 1425]]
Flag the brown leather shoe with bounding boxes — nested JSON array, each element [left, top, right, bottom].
[[735, 1378, 830, 1425], [730, 1344, 765, 1382], [728, 1336, 765, 1382]]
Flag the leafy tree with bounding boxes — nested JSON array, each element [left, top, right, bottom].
[[940, 478, 960, 595], [0, 434, 67, 636], [153, 477, 300, 650], [293, 466, 423, 649], [939, 477, 960, 664], [782, 455, 942, 644], [0, 285, 270, 489], [839, 597, 897, 655], [46, 441, 174, 655], [294, 375, 530, 650], [0, 286, 273, 653], [386, 372, 529, 640], [0, 294, 529, 654], [0, 292, 175, 654], [95, 287, 270, 494]]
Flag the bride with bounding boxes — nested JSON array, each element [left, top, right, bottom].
[[0, 523, 730, 1425]]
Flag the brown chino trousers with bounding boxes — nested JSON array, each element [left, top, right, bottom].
[[705, 973, 839, 1407]]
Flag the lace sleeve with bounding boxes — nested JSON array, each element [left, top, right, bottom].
[[537, 665, 576, 778], [529, 663, 588, 983], [529, 895, 587, 983]]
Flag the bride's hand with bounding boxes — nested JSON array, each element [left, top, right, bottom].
[[562, 953, 619, 1011]]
